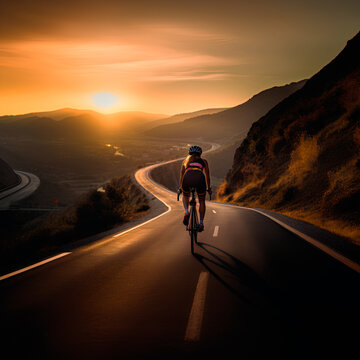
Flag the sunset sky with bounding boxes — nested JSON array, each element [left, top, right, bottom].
[[0, 0, 359, 115]]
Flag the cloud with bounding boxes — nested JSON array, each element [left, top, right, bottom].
[[144, 72, 230, 82], [0, 31, 238, 85]]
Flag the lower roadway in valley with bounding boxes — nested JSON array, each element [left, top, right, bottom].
[[0, 170, 40, 209], [0, 151, 359, 359]]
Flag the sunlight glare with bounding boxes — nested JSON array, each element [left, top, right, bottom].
[[92, 92, 118, 109]]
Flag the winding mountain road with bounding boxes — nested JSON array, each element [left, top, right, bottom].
[[0, 170, 40, 209], [0, 158, 359, 359]]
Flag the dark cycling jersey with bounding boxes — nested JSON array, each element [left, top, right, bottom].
[[182, 155, 207, 199], [184, 155, 206, 173]]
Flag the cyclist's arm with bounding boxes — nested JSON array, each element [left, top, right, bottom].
[[179, 162, 185, 189], [203, 159, 211, 190]]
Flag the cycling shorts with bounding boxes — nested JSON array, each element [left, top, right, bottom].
[[181, 170, 206, 200]]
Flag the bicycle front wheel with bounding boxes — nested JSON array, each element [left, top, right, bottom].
[[189, 208, 195, 254]]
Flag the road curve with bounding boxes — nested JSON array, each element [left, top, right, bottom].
[[0, 156, 359, 359], [0, 170, 40, 208]]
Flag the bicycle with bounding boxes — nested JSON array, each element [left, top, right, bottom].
[[177, 187, 212, 254]]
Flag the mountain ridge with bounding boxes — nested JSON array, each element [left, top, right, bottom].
[[146, 80, 307, 141], [0, 108, 168, 122], [0, 108, 169, 140], [0, 107, 232, 140], [218, 31, 360, 243]]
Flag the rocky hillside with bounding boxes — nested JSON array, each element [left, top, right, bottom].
[[0, 158, 19, 191], [218, 32, 360, 243], [146, 80, 306, 142]]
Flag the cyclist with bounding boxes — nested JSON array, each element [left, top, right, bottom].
[[179, 145, 212, 232]]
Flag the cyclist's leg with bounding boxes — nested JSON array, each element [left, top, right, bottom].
[[181, 174, 191, 225], [182, 193, 190, 225], [196, 173, 207, 231], [198, 195, 206, 231], [182, 193, 190, 212], [182, 173, 193, 213], [199, 197, 206, 219]]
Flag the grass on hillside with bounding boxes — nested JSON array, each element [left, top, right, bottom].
[[217, 122, 360, 244], [217, 69, 360, 245]]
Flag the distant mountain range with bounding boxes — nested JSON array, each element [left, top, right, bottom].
[[218, 31, 360, 241], [0, 81, 308, 143], [0, 107, 229, 142], [147, 108, 228, 129], [146, 80, 307, 141], [0, 108, 168, 123], [0, 109, 168, 141]]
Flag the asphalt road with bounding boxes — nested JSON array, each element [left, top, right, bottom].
[[0, 170, 40, 209], [0, 163, 359, 360]]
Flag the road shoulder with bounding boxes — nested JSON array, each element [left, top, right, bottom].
[[215, 202, 360, 272]]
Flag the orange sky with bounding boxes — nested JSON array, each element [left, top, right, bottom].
[[0, 0, 359, 115]]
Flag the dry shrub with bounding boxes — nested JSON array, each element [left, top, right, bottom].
[[75, 176, 149, 235], [321, 114, 349, 139], [288, 136, 320, 177], [339, 72, 360, 106], [281, 208, 360, 245], [325, 160, 357, 197], [14, 176, 149, 255], [216, 181, 229, 199], [354, 126, 360, 145], [322, 159, 360, 219], [221, 66, 360, 243], [256, 136, 319, 208], [248, 140, 257, 154], [269, 135, 287, 156], [232, 179, 264, 203], [271, 136, 319, 191], [241, 162, 261, 180]]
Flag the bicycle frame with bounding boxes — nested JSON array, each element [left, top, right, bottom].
[[188, 188, 198, 254], [177, 187, 211, 254]]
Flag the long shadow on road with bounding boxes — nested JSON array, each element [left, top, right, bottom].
[[193, 240, 360, 360], [194, 241, 277, 309]]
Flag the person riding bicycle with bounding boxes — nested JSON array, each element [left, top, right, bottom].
[[179, 145, 211, 232]]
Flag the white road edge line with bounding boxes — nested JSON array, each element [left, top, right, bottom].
[[0, 252, 71, 281], [119, 142, 220, 240], [215, 203, 360, 274], [213, 225, 219, 237], [112, 169, 172, 239], [0, 145, 219, 282], [0, 167, 172, 281], [136, 152, 359, 275], [185, 271, 210, 342], [112, 205, 171, 238], [244, 207, 360, 274]]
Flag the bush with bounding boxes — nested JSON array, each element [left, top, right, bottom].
[[75, 176, 149, 236], [1, 176, 149, 267]]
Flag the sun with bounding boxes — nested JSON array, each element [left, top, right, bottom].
[[92, 92, 118, 109]]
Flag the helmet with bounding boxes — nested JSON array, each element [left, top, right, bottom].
[[188, 145, 202, 154]]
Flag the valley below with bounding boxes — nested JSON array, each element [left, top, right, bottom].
[[0, 135, 200, 207]]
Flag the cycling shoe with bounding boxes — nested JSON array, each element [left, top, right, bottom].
[[183, 213, 190, 226]]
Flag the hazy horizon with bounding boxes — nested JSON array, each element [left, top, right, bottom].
[[1, 0, 359, 115], [0, 105, 230, 118]]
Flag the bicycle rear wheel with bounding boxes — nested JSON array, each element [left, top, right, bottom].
[[189, 207, 195, 254], [192, 208, 198, 244]]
